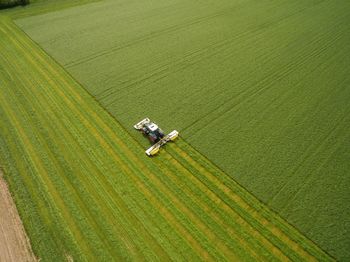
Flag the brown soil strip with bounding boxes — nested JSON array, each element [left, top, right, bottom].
[[0, 170, 36, 262]]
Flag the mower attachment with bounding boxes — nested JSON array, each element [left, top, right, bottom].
[[134, 117, 179, 156]]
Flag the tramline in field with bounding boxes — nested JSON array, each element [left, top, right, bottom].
[[134, 118, 179, 156], [2, 0, 348, 260]]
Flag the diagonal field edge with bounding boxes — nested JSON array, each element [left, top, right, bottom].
[[13, 16, 334, 260], [0, 17, 334, 261]]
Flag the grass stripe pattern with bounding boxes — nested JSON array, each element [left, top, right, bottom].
[[0, 17, 332, 261]]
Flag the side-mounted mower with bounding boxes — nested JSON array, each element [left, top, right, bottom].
[[134, 118, 179, 156]]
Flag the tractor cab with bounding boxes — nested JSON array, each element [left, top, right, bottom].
[[134, 118, 179, 156], [142, 122, 165, 143]]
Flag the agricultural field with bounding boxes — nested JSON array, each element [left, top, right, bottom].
[[0, 11, 333, 261], [13, 0, 350, 260]]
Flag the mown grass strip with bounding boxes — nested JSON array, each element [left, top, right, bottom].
[[155, 152, 284, 261], [0, 16, 334, 262], [168, 140, 333, 261], [1, 19, 209, 261], [1, 21, 172, 261], [10, 22, 235, 256], [0, 33, 117, 260]]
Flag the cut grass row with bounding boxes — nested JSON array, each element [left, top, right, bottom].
[[0, 17, 332, 261], [18, 1, 350, 259]]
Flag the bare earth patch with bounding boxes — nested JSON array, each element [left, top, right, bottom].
[[0, 170, 36, 262]]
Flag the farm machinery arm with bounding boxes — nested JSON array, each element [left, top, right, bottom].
[[134, 118, 179, 156]]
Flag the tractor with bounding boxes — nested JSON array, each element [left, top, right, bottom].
[[134, 118, 179, 156]]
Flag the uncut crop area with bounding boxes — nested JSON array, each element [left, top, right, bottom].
[[0, 13, 334, 262], [2, 0, 349, 260]]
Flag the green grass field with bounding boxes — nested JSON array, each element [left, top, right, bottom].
[[0, 12, 333, 261], [14, 0, 350, 260]]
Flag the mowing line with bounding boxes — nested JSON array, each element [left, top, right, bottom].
[[2, 24, 172, 261], [168, 143, 316, 261], [0, 29, 138, 260], [13, 19, 328, 260], [171, 141, 331, 260], [11, 28, 230, 261], [154, 153, 267, 261], [0, 93, 93, 259], [0, 12, 334, 262], [157, 151, 288, 261], [5, 21, 211, 260]]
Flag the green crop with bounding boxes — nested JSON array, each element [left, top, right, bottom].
[[0, 12, 332, 261], [14, 0, 350, 259]]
